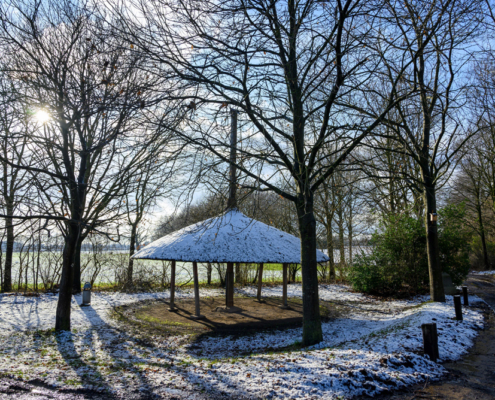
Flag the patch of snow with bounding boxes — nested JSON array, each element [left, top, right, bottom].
[[0, 288, 223, 333], [0, 284, 486, 399], [471, 270, 495, 276]]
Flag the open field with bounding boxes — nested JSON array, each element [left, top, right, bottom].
[[2, 246, 371, 291]]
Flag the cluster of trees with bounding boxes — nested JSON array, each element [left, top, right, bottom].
[[1, 0, 495, 346]]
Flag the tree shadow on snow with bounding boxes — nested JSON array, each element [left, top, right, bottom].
[[71, 303, 174, 397]]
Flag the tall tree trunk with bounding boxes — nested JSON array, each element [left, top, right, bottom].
[[337, 204, 345, 267], [207, 262, 212, 285], [36, 232, 41, 292], [475, 198, 489, 270], [296, 192, 322, 346], [252, 264, 258, 284], [72, 239, 83, 293], [2, 202, 14, 292], [326, 224, 335, 280], [423, 182, 445, 302], [347, 207, 353, 265], [235, 262, 241, 284], [289, 264, 298, 283], [55, 224, 79, 331], [127, 223, 138, 287], [0, 233, 4, 291]]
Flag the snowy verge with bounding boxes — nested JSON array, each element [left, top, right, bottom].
[[471, 270, 495, 276], [0, 284, 487, 399]]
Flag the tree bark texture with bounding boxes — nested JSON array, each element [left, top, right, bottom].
[[337, 203, 345, 267], [423, 183, 445, 302], [296, 193, 323, 346], [326, 226, 335, 281], [207, 262, 212, 285], [127, 223, 138, 287], [235, 262, 241, 284], [72, 239, 82, 293], [475, 198, 490, 269], [55, 224, 79, 331], [2, 203, 13, 292]]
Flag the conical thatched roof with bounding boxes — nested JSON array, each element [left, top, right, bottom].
[[132, 209, 329, 264]]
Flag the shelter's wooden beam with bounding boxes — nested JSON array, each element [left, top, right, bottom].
[[227, 109, 238, 210], [226, 262, 234, 307], [190, 262, 205, 319], [169, 260, 177, 311], [256, 263, 265, 302]]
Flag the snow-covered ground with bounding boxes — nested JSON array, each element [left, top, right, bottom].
[[472, 270, 495, 276], [0, 284, 486, 399]]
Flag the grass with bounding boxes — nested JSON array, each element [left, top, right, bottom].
[[134, 313, 192, 327], [3, 253, 306, 293], [3, 274, 305, 294], [64, 379, 82, 386]]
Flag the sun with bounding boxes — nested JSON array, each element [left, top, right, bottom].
[[34, 109, 51, 124]]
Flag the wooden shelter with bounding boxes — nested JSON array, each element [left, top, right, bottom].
[[132, 109, 328, 319], [132, 209, 329, 318]]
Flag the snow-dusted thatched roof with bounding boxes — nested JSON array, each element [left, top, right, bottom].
[[132, 209, 329, 263]]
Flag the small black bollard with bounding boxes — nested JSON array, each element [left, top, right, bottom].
[[421, 323, 439, 362], [454, 295, 463, 321], [462, 286, 469, 306]]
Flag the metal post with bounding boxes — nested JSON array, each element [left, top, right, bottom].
[[454, 295, 463, 321], [169, 260, 177, 311], [226, 262, 234, 307], [421, 323, 439, 362], [191, 262, 204, 319]]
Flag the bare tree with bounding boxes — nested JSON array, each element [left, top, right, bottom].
[[0, 0, 180, 330], [0, 73, 35, 292], [452, 145, 493, 269], [124, 143, 186, 288], [356, 0, 485, 301], [119, 0, 423, 345]]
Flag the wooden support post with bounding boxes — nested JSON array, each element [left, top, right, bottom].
[[454, 295, 463, 321], [279, 263, 289, 309], [226, 262, 234, 307], [421, 323, 439, 362], [462, 286, 469, 306], [256, 263, 264, 302], [190, 262, 204, 319], [227, 109, 238, 210], [169, 260, 177, 311]]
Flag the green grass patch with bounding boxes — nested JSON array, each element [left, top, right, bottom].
[[134, 313, 192, 327]]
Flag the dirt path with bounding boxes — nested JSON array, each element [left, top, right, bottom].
[[373, 273, 495, 400]]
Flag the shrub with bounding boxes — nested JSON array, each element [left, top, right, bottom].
[[349, 214, 428, 296], [469, 236, 495, 271], [438, 203, 471, 286], [349, 203, 471, 296]]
